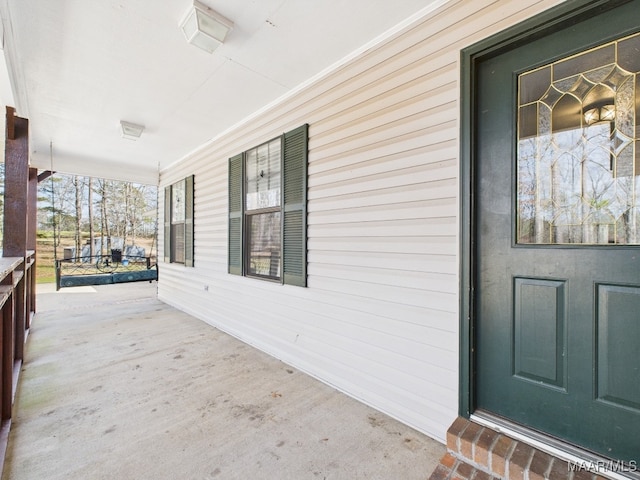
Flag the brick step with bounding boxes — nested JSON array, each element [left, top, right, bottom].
[[428, 417, 629, 480]]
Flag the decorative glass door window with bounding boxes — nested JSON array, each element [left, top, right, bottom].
[[517, 32, 640, 244]]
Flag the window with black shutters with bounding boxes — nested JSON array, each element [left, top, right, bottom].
[[228, 124, 308, 286]]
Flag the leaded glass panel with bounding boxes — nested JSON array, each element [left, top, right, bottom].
[[245, 138, 281, 211], [171, 179, 185, 223], [517, 32, 640, 244]]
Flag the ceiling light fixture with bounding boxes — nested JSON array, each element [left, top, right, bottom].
[[584, 104, 616, 125], [120, 120, 144, 140], [180, 1, 233, 54]]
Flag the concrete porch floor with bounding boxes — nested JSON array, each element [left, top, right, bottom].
[[2, 282, 444, 480]]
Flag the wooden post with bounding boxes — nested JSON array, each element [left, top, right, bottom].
[[27, 168, 38, 317], [1, 291, 13, 421], [2, 107, 30, 385], [27, 168, 37, 252], [0, 273, 14, 423], [3, 107, 29, 258], [13, 278, 23, 362]]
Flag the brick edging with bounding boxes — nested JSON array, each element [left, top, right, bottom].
[[428, 417, 617, 480]]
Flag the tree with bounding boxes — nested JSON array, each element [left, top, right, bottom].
[[87, 177, 94, 257], [39, 175, 75, 259], [73, 175, 84, 258], [97, 179, 112, 255], [38, 174, 158, 261]]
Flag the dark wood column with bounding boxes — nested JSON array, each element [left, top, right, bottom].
[[3, 107, 30, 362], [3, 107, 29, 258], [27, 168, 37, 252], [0, 107, 35, 469], [27, 168, 38, 318]]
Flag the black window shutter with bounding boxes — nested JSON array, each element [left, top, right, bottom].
[[228, 154, 244, 275], [164, 185, 171, 263], [184, 175, 195, 267], [282, 124, 308, 287]]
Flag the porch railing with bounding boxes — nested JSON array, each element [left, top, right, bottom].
[[0, 251, 36, 465]]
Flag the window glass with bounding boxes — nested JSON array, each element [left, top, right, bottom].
[[172, 180, 185, 223], [517, 31, 640, 244], [246, 138, 281, 210], [247, 212, 281, 278], [172, 223, 185, 264]]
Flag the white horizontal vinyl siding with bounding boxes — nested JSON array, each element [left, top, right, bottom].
[[158, 0, 565, 443]]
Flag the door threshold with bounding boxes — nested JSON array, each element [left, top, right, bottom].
[[471, 412, 639, 480]]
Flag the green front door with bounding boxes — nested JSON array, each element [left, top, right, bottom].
[[474, 1, 640, 463]]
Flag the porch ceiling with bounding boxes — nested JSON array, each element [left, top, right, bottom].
[[0, 0, 442, 184]]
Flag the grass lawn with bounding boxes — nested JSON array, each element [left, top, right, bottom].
[[36, 237, 57, 284]]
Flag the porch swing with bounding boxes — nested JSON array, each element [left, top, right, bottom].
[[55, 249, 158, 290]]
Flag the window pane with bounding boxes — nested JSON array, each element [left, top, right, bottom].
[[517, 32, 640, 244], [172, 223, 185, 263], [247, 212, 281, 278], [172, 180, 185, 222], [246, 138, 281, 210]]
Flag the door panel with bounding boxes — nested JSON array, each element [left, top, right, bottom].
[[513, 277, 566, 389], [474, 1, 640, 463], [596, 284, 640, 411]]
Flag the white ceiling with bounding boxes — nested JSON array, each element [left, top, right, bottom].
[[1, 0, 443, 184]]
